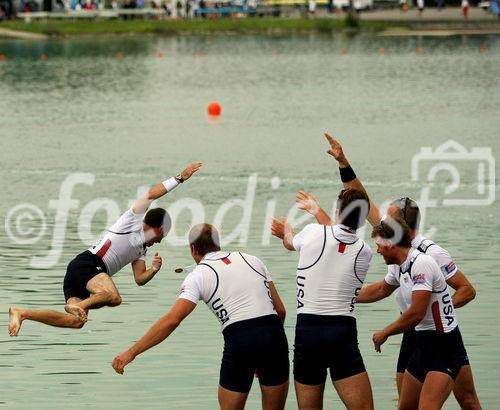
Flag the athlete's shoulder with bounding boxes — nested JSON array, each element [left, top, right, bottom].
[[299, 223, 325, 235], [238, 252, 270, 278], [413, 253, 440, 275]]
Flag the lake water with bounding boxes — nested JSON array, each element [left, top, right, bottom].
[[0, 32, 499, 409]]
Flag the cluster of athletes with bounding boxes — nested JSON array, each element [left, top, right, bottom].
[[8, 135, 481, 410]]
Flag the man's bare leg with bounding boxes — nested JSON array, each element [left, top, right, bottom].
[[294, 381, 325, 410], [398, 371, 422, 410], [418, 371, 454, 410], [453, 365, 482, 410], [396, 372, 404, 396], [333, 372, 374, 410], [260, 381, 289, 410], [218, 385, 249, 410], [9, 299, 86, 336], [65, 273, 122, 316]]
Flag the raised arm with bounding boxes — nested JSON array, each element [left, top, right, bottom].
[[356, 279, 398, 303], [446, 270, 476, 308], [132, 162, 203, 214], [268, 281, 286, 323], [295, 191, 333, 225], [111, 298, 197, 374], [271, 217, 295, 251], [324, 133, 382, 226]]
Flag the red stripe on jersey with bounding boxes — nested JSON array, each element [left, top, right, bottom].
[[338, 243, 346, 253], [96, 239, 112, 259], [431, 301, 444, 332], [222, 257, 231, 265]]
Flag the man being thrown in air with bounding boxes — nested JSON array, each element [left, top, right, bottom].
[[8, 162, 203, 336]]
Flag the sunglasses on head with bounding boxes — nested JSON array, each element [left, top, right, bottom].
[[395, 197, 414, 224]]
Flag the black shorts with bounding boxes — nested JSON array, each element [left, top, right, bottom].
[[220, 314, 289, 393], [397, 329, 418, 374], [293, 314, 366, 385], [63, 251, 107, 302], [407, 327, 469, 383]]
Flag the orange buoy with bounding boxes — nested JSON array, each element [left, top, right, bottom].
[[341, 48, 348, 55], [479, 45, 489, 53], [116, 52, 124, 60], [157, 52, 164, 58], [0, 54, 6, 61], [195, 51, 204, 58], [415, 47, 423, 54], [40, 53, 48, 61], [207, 102, 221, 116], [378, 47, 385, 54]]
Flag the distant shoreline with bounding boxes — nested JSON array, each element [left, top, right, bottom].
[[1, 13, 499, 37]]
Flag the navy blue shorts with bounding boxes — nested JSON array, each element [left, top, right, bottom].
[[220, 314, 289, 393], [397, 329, 418, 374], [293, 314, 366, 385], [63, 251, 107, 302], [407, 327, 469, 382]]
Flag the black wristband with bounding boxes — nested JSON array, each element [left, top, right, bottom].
[[339, 165, 356, 183]]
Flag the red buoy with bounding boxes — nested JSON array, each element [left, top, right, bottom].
[[40, 53, 48, 61], [0, 54, 6, 61], [208, 102, 222, 116]]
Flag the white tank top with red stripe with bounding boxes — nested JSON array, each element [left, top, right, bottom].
[[178, 251, 277, 331], [385, 249, 458, 333], [292, 224, 372, 317], [88, 209, 147, 276]]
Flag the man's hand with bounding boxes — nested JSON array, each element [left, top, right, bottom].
[[152, 252, 162, 273], [180, 162, 203, 181], [296, 191, 320, 216], [372, 330, 388, 353], [325, 133, 349, 168], [271, 217, 287, 239], [112, 351, 135, 375]]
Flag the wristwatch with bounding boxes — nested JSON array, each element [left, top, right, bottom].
[[175, 173, 185, 183]]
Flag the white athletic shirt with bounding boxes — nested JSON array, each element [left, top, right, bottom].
[[385, 249, 458, 332], [178, 251, 277, 331], [292, 223, 372, 317], [392, 234, 459, 312], [88, 208, 147, 276]]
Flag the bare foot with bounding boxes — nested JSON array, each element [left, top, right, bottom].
[[8, 306, 23, 337], [64, 304, 88, 322]]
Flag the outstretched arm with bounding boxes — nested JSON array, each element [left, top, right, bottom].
[[324, 133, 382, 226], [271, 217, 295, 251], [356, 279, 398, 303], [132, 162, 203, 214], [295, 191, 333, 225], [447, 270, 476, 308], [112, 298, 197, 374], [372, 290, 430, 352]]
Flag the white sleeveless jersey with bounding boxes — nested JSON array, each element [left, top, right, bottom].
[[88, 208, 147, 276], [385, 249, 458, 333], [178, 251, 277, 331], [391, 234, 459, 311], [292, 224, 372, 317]]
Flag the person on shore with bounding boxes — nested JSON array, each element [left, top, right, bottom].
[[272, 188, 374, 410], [416, 0, 424, 15], [298, 134, 481, 410], [112, 223, 290, 410], [8, 163, 203, 336], [358, 216, 469, 409]]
